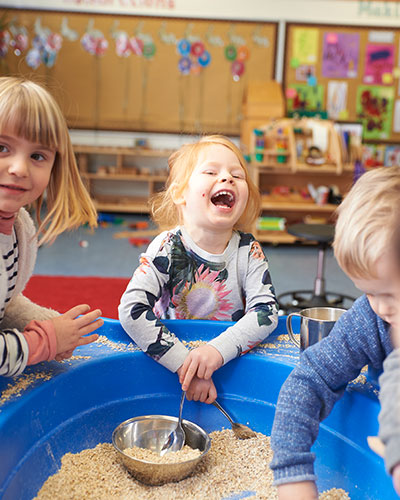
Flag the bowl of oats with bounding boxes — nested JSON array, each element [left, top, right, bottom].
[[112, 414, 211, 485]]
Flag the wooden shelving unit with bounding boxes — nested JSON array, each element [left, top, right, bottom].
[[244, 118, 354, 244], [74, 145, 173, 214]]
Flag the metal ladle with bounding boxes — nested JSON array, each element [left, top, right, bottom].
[[212, 400, 257, 439], [160, 391, 186, 456]]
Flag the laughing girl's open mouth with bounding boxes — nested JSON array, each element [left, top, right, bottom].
[[211, 190, 235, 208]]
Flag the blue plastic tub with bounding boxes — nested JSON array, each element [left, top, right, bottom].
[[0, 317, 396, 499]]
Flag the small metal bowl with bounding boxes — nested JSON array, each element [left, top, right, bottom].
[[112, 415, 211, 485]]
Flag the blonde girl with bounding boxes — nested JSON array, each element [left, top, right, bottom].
[[119, 135, 278, 403], [0, 76, 103, 377]]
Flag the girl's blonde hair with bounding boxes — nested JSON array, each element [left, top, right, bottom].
[[151, 135, 260, 232], [0, 76, 97, 245], [334, 166, 400, 279]]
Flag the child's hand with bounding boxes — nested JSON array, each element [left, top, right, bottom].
[[50, 304, 103, 356], [179, 345, 223, 391], [392, 463, 400, 495], [277, 481, 318, 500], [185, 375, 217, 404]]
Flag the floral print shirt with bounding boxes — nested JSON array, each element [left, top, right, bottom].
[[118, 226, 278, 373]]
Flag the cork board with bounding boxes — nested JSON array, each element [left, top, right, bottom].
[[1, 9, 277, 135], [284, 23, 400, 142]]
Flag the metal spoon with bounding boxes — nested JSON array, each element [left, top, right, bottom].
[[212, 400, 257, 439], [160, 391, 186, 455]]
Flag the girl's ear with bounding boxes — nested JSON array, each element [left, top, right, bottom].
[[170, 182, 186, 206]]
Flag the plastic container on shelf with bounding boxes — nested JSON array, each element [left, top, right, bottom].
[[253, 128, 265, 162], [0, 317, 395, 500]]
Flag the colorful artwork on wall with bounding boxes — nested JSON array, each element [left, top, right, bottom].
[[321, 32, 359, 78]]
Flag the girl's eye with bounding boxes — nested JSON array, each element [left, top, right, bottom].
[[0, 144, 9, 153], [31, 153, 46, 161], [204, 170, 216, 175]]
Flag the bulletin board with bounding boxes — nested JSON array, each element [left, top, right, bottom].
[[0, 9, 277, 135], [284, 23, 400, 143]]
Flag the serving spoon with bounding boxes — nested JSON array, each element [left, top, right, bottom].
[[160, 391, 186, 456], [212, 399, 257, 439]]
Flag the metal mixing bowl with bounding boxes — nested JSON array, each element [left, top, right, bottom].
[[112, 415, 211, 485]]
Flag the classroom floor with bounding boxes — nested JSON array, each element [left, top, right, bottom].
[[33, 213, 362, 306]]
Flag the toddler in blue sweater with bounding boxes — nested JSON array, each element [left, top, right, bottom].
[[270, 166, 400, 499]]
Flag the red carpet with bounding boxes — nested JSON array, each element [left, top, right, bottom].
[[23, 275, 130, 319]]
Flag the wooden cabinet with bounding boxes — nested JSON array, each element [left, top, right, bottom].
[[74, 145, 173, 213], [243, 118, 354, 244]]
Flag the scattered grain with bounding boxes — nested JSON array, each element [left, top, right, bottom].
[[319, 489, 350, 500], [0, 371, 52, 407], [95, 335, 140, 352], [34, 429, 350, 500]]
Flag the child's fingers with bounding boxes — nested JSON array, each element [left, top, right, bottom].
[[75, 310, 103, 327], [78, 318, 104, 336], [181, 361, 198, 391], [77, 333, 99, 346], [179, 356, 190, 383], [203, 365, 215, 380], [63, 304, 91, 318]]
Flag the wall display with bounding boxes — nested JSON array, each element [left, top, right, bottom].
[[285, 23, 400, 142], [0, 9, 276, 135]]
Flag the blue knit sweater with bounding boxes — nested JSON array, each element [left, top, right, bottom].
[[270, 295, 392, 485]]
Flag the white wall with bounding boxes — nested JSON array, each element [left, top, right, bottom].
[[2, 0, 400, 26]]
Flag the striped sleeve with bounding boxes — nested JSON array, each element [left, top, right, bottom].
[[0, 329, 29, 377]]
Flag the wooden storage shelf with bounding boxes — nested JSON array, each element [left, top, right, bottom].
[[242, 117, 353, 244], [256, 230, 298, 244], [74, 145, 173, 214]]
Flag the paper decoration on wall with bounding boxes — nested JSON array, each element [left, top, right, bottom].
[[81, 20, 108, 56], [9, 21, 28, 56], [327, 81, 348, 120], [110, 21, 144, 57], [225, 25, 249, 82], [26, 18, 62, 69], [292, 27, 318, 65], [159, 21, 177, 45], [175, 22, 211, 77], [356, 85, 394, 139], [363, 43, 394, 85], [60, 17, 78, 42], [322, 32, 359, 78], [384, 145, 400, 166], [205, 26, 224, 47], [0, 29, 10, 58], [286, 83, 324, 112], [295, 65, 315, 82], [252, 25, 270, 47]]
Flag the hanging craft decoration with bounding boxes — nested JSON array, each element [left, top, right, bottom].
[[224, 26, 249, 82], [0, 29, 10, 58], [9, 21, 28, 56], [26, 18, 62, 69], [134, 22, 157, 127], [175, 23, 212, 133], [60, 17, 78, 42], [176, 35, 211, 75], [81, 20, 108, 57], [111, 21, 132, 57], [252, 25, 270, 48], [159, 21, 177, 46]]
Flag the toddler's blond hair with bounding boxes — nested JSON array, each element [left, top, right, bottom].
[[151, 135, 260, 232], [0, 76, 97, 245], [334, 166, 400, 279]]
